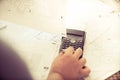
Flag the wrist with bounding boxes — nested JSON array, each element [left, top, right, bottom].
[[47, 72, 64, 80]]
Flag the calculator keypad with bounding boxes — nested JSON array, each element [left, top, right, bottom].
[[59, 37, 84, 52]]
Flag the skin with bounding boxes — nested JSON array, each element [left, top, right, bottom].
[[47, 47, 90, 80]]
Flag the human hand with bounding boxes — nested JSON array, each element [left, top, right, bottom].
[[47, 46, 90, 80]]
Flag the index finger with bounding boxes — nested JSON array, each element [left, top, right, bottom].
[[64, 46, 74, 55]]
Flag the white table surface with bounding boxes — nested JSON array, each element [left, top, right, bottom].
[[0, 0, 120, 80]]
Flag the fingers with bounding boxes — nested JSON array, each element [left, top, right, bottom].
[[59, 46, 91, 78], [59, 50, 65, 55], [79, 58, 90, 77], [61, 47, 82, 57], [64, 46, 74, 54], [79, 57, 86, 67], [81, 66, 91, 77], [73, 48, 82, 59]]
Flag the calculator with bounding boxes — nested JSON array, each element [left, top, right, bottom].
[[59, 29, 86, 54]]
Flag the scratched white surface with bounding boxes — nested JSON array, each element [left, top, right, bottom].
[[0, 20, 61, 80], [0, 0, 120, 80], [0, 0, 66, 34]]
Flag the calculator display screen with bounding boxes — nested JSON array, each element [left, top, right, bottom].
[[67, 35, 83, 41]]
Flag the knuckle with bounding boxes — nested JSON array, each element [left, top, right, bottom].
[[88, 69, 91, 74], [84, 67, 91, 75], [65, 54, 72, 58], [81, 57, 86, 64]]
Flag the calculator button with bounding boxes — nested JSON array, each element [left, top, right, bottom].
[[65, 44, 69, 47], [78, 42, 82, 45], [70, 39, 76, 43], [59, 37, 84, 52], [74, 46, 78, 50]]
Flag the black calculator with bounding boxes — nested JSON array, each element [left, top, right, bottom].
[[59, 29, 86, 53]]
